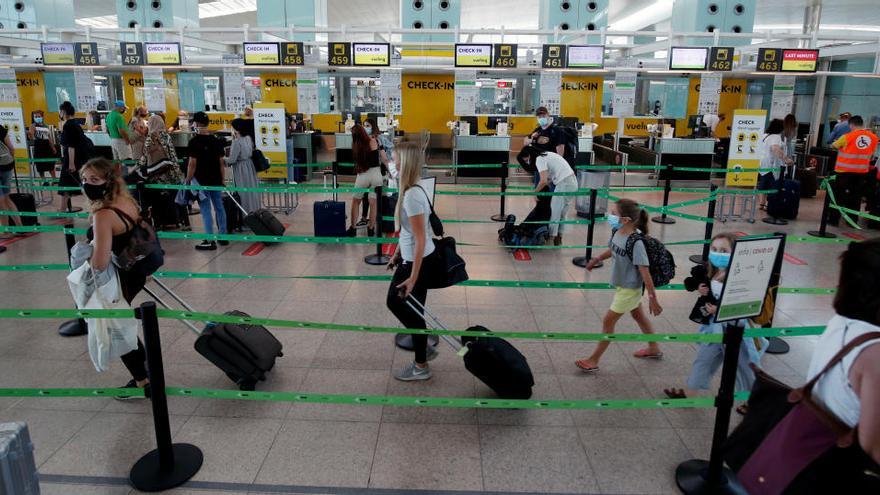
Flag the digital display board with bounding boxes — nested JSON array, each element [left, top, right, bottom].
[[708, 46, 734, 71], [243, 42, 280, 65], [352, 43, 390, 66], [120, 42, 144, 66], [144, 43, 181, 65], [542, 44, 566, 68], [454, 44, 492, 67], [669, 47, 709, 71], [781, 49, 819, 72], [41, 43, 75, 65], [280, 42, 305, 66], [566, 45, 604, 68], [328, 42, 352, 66], [493, 44, 517, 68]]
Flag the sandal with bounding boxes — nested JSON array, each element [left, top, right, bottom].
[[663, 388, 687, 399], [575, 359, 599, 373], [633, 348, 664, 359]]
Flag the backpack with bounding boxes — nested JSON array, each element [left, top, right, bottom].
[[622, 231, 676, 287], [79, 135, 95, 161], [107, 207, 165, 278], [558, 125, 579, 170]]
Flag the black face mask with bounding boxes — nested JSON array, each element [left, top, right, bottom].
[[82, 182, 109, 201]]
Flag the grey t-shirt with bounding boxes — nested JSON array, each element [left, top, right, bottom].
[[609, 230, 649, 289], [398, 186, 436, 262]]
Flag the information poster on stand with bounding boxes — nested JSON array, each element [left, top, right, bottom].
[[539, 71, 561, 115], [454, 70, 477, 116], [770, 75, 795, 119], [379, 69, 402, 115], [296, 68, 319, 116], [716, 235, 783, 322], [612, 71, 637, 117], [0, 103, 28, 175], [141, 67, 166, 113], [697, 72, 723, 115], [222, 54, 245, 114], [253, 102, 287, 179], [74, 68, 97, 112], [0, 68, 17, 103], [726, 109, 767, 187]]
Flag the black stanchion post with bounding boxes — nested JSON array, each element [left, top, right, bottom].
[[491, 161, 509, 222], [364, 185, 390, 266], [573, 188, 603, 268], [675, 321, 748, 495], [58, 223, 87, 336], [130, 301, 203, 492], [652, 163, 676, 225], [764, 231, 790, 355], [807, 184, 837, 238], [689, 184, 719, 264]]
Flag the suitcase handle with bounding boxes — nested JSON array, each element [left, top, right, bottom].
[[223, 190, 249, 215], [404, 296, 463, 351], [143, 284, 202, 336]]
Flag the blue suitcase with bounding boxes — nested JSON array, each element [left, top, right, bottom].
[[314, 170, 347, 236], [767, 168, 800, 220]]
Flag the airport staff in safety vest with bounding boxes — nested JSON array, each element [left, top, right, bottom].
[[829, 115, 878, 225]]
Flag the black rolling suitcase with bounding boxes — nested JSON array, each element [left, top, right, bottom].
[[406, 297, 534, 399], [145, 279, 283, 390], [795, 166, 818, 198], [380, 193, 398, 234], [314, 168, 347, 237], [767, 167, 801, 220], [8, 193, 38, 226], [224, 191, 285, 240]]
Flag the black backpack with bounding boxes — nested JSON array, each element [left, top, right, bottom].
[[622, 231, 676, 287], [558, 126, 579, 170]]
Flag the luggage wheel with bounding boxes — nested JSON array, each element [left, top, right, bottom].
[[277, 351, 284, 357], [239, 382, 256, 391]]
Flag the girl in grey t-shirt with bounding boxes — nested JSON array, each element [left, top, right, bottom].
[[575, 198, 664, 373]]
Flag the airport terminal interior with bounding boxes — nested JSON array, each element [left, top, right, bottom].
[[0, 0, 879, 494]]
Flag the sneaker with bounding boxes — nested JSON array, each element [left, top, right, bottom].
[[346, 227, 356, 237], [394, 362, 432, 381], [195, 240, 217, 251], [553, 235, 562, 246], [425, 345, 439, 362], [356, 218, 368, 227], [114, 379, 150, 401], [218, 240, 229, 246]]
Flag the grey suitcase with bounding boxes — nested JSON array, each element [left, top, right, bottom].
[[0, 422, 40, 495], [575, 170, 610, 217]]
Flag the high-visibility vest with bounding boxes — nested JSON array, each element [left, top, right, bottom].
[[835, 129, 878, 174]]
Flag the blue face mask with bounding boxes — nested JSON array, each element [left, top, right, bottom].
[[708, 251, 731, 269], [537, 117, 550, 128], [607, 214, 621, 230], [34, 117, 43, 124], [364, 126, 372, 135]]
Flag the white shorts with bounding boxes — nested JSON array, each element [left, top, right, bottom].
[[110, 139, 132, 161], [353, 167, 384, 199]]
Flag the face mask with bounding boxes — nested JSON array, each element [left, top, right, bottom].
[[364, 126, 372, 135], [708, 251, 731, 269], [537, 117, 550, 128], [82, 182, 109, 201], [607, 214, 621, 230], [34, 117, 43, 124]]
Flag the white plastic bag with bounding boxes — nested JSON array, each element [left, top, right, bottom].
[[67, 261, 139, 372]]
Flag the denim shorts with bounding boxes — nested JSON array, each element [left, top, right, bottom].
[[0, 169, 12, 198]]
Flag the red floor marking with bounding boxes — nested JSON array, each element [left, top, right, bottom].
[[843, 232, 866, 241], [733, 232, 749, 237], [382, 232, 399, 256], [0, 219, 66, 248], [513, 249, 532, 261], [783, 253, 808, 266], [242, 223, 289, 256]]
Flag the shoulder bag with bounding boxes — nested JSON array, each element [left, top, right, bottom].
[[723, 329, 880, 494], [412, 185, 468, 289], [106, 207, 165, 278]]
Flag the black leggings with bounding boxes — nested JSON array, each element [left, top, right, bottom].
[[120, 339, 148, 382], [386, 250, 442, 364]]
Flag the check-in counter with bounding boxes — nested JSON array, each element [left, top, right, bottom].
[[82, 131, 196, 161], [655, 138, 715, 181], [453, 134, 510, 179], [287, 132, 315, 181], [334, 132, 355, 175], [577, 136, 594, 167]]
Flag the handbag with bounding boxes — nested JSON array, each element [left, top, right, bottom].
[[106, 207, 165, 278], [412, 185, 468, 289], [723, 330, 880, 495]]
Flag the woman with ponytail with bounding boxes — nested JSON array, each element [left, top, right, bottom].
[[576, 198, 664, 373]]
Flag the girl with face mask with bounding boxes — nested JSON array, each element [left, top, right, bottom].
[[28, 110, 58, 182], [575, 198, 664, 373], [663, 232, 768, 415]]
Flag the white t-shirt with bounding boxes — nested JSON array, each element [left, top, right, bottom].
[[807, 315, 880, 428], [398, 186, 436, 262], [759, 133, 784, 179], [535, 152, 574, 185], [702, 114, 721, 133]]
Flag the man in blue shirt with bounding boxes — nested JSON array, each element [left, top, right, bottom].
[[828, 112, 851, 145]]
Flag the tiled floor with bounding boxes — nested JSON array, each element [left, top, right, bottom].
[[0, 172, 854, 494]]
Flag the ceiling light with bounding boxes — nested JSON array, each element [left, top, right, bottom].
[[754, 24, 880, 33], [612, 0, 673, 31], [199, 0, 257, 19], [75, 15, 119, 29]]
